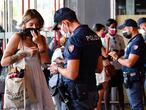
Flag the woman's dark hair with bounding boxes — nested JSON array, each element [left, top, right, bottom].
[[106, 18, 117, 27], [20, 9, 44, 29], [92, 23, 105, 32]]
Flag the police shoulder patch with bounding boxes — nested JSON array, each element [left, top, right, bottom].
[[68, 44, 74, 53], [133, 45, 138, 50]]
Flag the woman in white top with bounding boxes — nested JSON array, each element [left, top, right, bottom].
[[1, 9, 55, 110]]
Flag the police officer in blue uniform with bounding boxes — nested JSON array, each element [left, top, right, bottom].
[[109, 19, 146, 110], [137, 17, 146, 105], [137, 17, 146, 41], [50, 7, 103, 110]]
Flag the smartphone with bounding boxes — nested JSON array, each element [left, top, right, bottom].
[[21, 28, 39, 37]]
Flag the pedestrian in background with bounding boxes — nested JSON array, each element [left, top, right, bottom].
[[103, 18, 125, 110], [92, 23, 110, 110]]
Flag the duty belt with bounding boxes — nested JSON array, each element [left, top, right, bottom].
[[123, 72, 142, 82], [123, 72, 137, 77]]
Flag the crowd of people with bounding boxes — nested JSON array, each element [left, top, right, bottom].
[[1, 7, 146, 110]]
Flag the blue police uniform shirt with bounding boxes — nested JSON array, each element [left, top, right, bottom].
[[123, 34, 146, 73], [63, 25, 102, 86]]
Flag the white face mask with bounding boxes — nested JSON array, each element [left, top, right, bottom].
[[60, 23, 71, 37], [66, 32, 72, 38], [60, 30, 71, 38], [60, 23, 66, 36], [139, 29, 146, 35], [60, 30, 66, 36]]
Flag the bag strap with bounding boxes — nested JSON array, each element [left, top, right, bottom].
[[19, 37, 26, 109], [22, 40, 26, 109], [24, 77, 26, 110]]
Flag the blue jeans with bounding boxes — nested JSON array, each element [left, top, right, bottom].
[[127, 81, 144, 110]]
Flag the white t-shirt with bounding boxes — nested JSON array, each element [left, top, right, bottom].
[[102, 33, 125, 69], [51, 48, 64, 64]]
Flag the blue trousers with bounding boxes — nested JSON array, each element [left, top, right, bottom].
[[127, 81, 144, 110], [61, 91, 98, 110]]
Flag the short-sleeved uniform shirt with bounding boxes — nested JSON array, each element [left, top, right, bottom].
[[63, 25, 102, 86], [123, 34, 146, 73]]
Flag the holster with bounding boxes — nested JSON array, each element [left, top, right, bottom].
[[123, 73, 132, 89], [57, 82, 70, 104]]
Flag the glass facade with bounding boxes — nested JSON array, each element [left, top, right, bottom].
[[116, 0, 146, 15], [0, 0, 64, 50], [116, 0, 146, 25], [0, 0, 64, 32]]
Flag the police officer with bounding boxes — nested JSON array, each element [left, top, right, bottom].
[[109, 19, 146, 110], [50, 7, 103, 110], [137, 17, 146, 41], [137, 17, 146, 106]]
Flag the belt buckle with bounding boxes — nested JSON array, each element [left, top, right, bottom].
[[123, 72, 128, 77], [123, 72, 127, 74], [130, 72, 136, 77]]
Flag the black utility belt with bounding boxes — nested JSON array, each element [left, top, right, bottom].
[[123, 72, 143, 89], [123, 72, 141, 82], [123, 72, 139, 76], [126, 72, 137, 76]]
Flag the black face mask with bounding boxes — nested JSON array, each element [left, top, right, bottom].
[[122, 31, 132, 39], [20, 28, 40, 37]]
